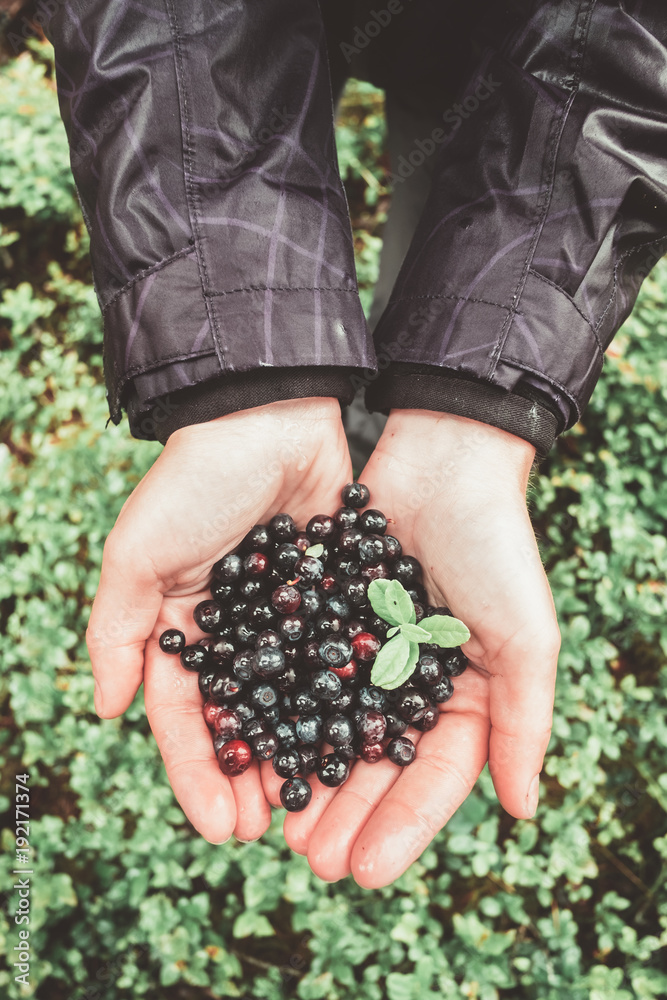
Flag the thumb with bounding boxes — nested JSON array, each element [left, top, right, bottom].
[[86, 534, 164, 718]]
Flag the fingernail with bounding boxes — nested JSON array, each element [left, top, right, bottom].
[[526, 774, 540, 817], [93, 679, 103, 716]]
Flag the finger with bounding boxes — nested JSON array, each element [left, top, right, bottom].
[[230, 761, 272, 842], [306, 731, 421, 883], [86, 534, 164, 718], [260, 758, 285, 809], [144, 626, 237, 845], [350, 705, 489, 889], [487, 630, 559, 819]]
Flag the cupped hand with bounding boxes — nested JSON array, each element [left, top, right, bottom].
[[277, 410, 560, 888], [86, 397, 352, 845]]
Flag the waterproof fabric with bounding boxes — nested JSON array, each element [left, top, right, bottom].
[[47, 1, 667, 450]]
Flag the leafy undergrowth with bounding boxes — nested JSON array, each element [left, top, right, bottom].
[[1, 46, 666, 1000]]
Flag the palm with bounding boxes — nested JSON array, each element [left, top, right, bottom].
[[87, 399, 352, 845], [273, 411, 560, 887]]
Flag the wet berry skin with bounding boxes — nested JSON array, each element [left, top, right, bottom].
[[356, 709, 387, 742], [333, 506, 360, 529], [217, 739, 253, 776], [360, 741, 385, 763], [280, 614, 307, 643], [393, 556, 423, 585], [416, 654, 443, 686], [386, 736, 416, 766], [193, 600, 224, 632], [214, 708, 243, 740], [212, 553, 243, 582], [442, 650, 469, 677], [318, 635, 353, 668], [414, 704, 439, 731], [306, 513, 336, 540], [351, 632, 381, 662], [232, 650, 254, 681], [280, 775, 312, 811], [235, 621, 259, 646], [253, 647, 286, 679], [209, 637, 236, 666], [272, 746, 301, 778], [256, 629, 282, 649], [293, 531, 311, 553], [242, 524, 272, 552], [311, 669, 343, 701], [233, 699, 256, 723], [269, 512, 297, 542], [323, 713, 356, 746], [301, 588, 326, 618], [274, 719, 298, 748], [243, 716, 268, 740], [361, 562, 390, 582], [159, 628, 186, 654], [296, 713, 323, 745], [180, 644, 209, 672], [317, 753, 351, 787], [294, 688, 321, 715], [294, 555, 324, 586], [383, 535, 402, 560], [385, 710, 408, 737], [271, 584, 301, 614], [396, 688, 429, 722], [315, 611, 345, 638], [251, 682, 279, 710], [203, 699, 223, 728], [251, 731, 280, 760], [338, 527, 364, 555], [360, 509, 387, 535], [430, 677, 455, 703], [344, 578, 368, 607], [330, 659, 358, 681], [341, 482, 370, 508], [263, 705, 281, 726], [244, 552, 270, 577], [198, 667, 217, 698], [274, 543, 301, 577], [329, 688, 356, 713], [277, 664, 299, 692], [297, 743, 320, 774], [239, 577, 265, 600], [210, 579, 235, 604], [210, 671, 242, 703], [357, 685, 387, 712]]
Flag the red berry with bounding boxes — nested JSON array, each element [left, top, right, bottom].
[[360, 741, 385, 763], [203, 700, 223, 729], [351, 632, 381, 662], [244, 552, 269, 576], [217, 739, 253, 776], [321, 573, 338, 592], [331, 658, 358, 681], [214, 709, 243, 740]]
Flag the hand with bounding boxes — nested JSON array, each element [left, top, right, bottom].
[[86, 397, 353, 845], [271, 410, 560, 887]]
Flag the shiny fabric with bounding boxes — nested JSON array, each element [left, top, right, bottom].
[[47, 1, 667, 440]]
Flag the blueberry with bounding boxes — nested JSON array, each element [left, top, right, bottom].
[[386, 736, 416, 766], [280, 776, 312, 811], [360, 509, 387, 535], [357, 685, 387, 712], [356, 709, 386, 742], [317, 753, 351, 786], [239, 577, 265, 600], [212, 553, 243, 583], [193, 600, 224, 633], [338, 528, 363, 555], [393, 556, 423, 586], [277, 664, 299, 692], [414, 704, 439, 731], [296, 713, 323, 744], [318, 635, 353, 668], [233, 699, 256, 723], [306, 513, 336, 541], [310, 669, 342, 701], [159, 628, 186, 654], [180, 644, 209, 672], [235, 620, 258, 646], [250, 682, 278, 711], [343, 577, 368, 607], [269, 513, 297, 542], [297, 744, 320, 774], [326, 593, 351, 619], [256, 629, 282, 649], [441, 650, 468, 677], [242, 524, 272, 552], [228, 598, 249, 623], [210, 671, 242, 703], [396, 688, 429, 722], [274, 719, 298, 748], [294, 555, 324, 587], [272, 747, 301, 778], [243, 552, 269, 577], [323, 713, 356, 746], [335, 556, 360, 579], [248, 600, 277, 628], [430, 677, 454, 703], [198, 667, 217, 697], [415, 654, 443, 686], [252, 731, 279, 760], [293, 531, 311, 553], [315, 612, 345, 638], [273, 542, 301, 577], [341, 482, 370, 509], [271, 584, 301, 614], [336, 742, 359, 760], [385, 710, 408, 737], [333, 506, 360, 529], [232, 650, 255, 682], [383, 535, 402, 560], [243, 716, 268, 740], [329, 688, 356, 713], [253, 647, 286, 679], [280, 614, 307, 643], [294, 688, 321, 715], [360, 562, 390, 582], [262, 705, 280, 726], [300, 588, 326, 618]]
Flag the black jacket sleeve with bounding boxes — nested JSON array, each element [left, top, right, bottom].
[[366, 0, 667, 456], [47, 0, 375, 440]]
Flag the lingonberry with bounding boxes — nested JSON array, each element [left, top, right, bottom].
[[214, 708, 243, 740], [330, 659, 358, 681], [351, 632, 381, 662], [360, 741, 385, 763], [244, 552, 269, 577], [203, 699, 223, 728], [217, 739, 253, 776]]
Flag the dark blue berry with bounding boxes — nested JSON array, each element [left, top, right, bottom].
[[244, 552, 269, 577], [294, 555, 324, 587], [274, 719, 298, 748], [228, 598, 249, 623], [239, 577, 265, 600], [416, 654, 443, 686], [300, 588, 326, 618], [269, 513, 297, 542], [232, 699, 256, 723], [357, 685, 387, 712], [414, 704, 439, 731], [323, 713, 356, 746], [232, 650, 255, 681], [277, 664, 299, 692], [393, 556, 422, 586], [442, 650, 468, 677], [383, 535, 402, 560], [250, 682, 278, 711], [306, 513, 336, 540], [296, 713, 323, 744], [243, 716, 267, 740], [249, 600, 277, 628], [198, 667, 217, 698], [326, 593, 351, 619], [294, 688, 321, 714], [318, 635, 353, 668], [210, 580, 234, 603], [252, 731, 279, 760], [356, 709, 386, 741], [253, 647, 285, 679], [273, 543, 301, 578], [193, 600, 224, 633], [235, 620, 258, 646], [262, 705, 281, 726], [280, 776, 312, 811], [280, 614, 307, 643], [209, 671, 242, 703], [310, 669, 342, 701], [302, 640, 322, 670], [333, 506, 360, 529], [430, 677, 454, 703], [360, 509, 387, 535], [329, 688, 356, 713], [212, 553, 243, 582], [242, 524, 271, 553], [396, 688, 429, 722], [387, 736, 416, 766], [272, 747, 301, 778], [335, 556, 360, 579], [338, 528, 363, 554], [341, 482, 370, 509], [256, 629, 282, 649], [343, 577, 369, 607], [159, 629, 186, 654], [297, 744, 319, 774], [385, 710, 408, 737], [317, 753, 351, 786], [315, 612, 345, 638], [180, 644, 209, 672]]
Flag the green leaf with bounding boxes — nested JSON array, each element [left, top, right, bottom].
[[370, 634, 420, 690], [399, 622, 432, 643], [386, 625, 400, 638], [420, 614, 470, 648], [367, 578, 416, 626], [305, 542, 324, 558]]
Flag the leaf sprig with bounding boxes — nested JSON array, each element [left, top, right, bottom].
[[368, 579, 470, 690]]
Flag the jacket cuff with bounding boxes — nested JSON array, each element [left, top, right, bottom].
[[124, 366, 358, 444], [365, 364, 562, 459]]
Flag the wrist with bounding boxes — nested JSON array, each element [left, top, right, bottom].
[[382, 409, 536, 491]]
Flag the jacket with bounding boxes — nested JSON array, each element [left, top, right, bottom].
[[46, 0, 667, 456]]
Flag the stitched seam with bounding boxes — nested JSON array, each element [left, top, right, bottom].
[[499, 355, 583, 419], [528, 267, 604, 351], [119, 348, 217, 382], [164, 0, 224, 364], [488, 0, 598, 380], [595, 233, 667, 331], [383, 293, 511, 310], [206, 285, 361, 296], [101, 246, 196, 313]]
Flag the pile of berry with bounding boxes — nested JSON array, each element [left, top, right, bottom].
[[159, 483, 468, 812]]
